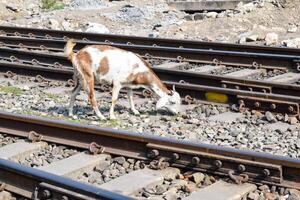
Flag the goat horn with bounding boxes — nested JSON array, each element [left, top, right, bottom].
[[172, 85, 176, 91]]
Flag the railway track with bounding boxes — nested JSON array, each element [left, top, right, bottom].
[[0, 110, 299, 199], [0, 27, 299, 199], [0, 36, 300, 115], [1, 25, 300, 56], [0, 158, 129, 200]]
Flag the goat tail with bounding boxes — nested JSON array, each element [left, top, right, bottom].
[[64, 39, 76, 60]]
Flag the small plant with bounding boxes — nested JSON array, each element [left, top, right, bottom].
[[0, 86, 23, 96], [100, 119, 120, 127], [44, 92, 59, 101], [41, 0, 65, 10]]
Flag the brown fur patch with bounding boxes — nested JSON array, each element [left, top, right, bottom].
[[73, 51, 94, 92], [76, 51, 93, 79], [135, 54, 170, 94], [127, 72, 153, 85], [97, 57, 109, 75]]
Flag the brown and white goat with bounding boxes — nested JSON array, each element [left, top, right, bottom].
[[64, 39, 181, 120]]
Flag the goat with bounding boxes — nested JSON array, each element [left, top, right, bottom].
[[64, 39, 181, 120]]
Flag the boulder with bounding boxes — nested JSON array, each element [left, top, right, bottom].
[[265, 32, 278, 45], [85, 22, 109, 34]]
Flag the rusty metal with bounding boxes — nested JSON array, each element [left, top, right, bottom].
[[9, 56, 18, 62], [89, 142, 105, 155], [0, 39, 300, 115], [238, 95, 300, 115], [31, 59, 40, 65], [184, 95, 196, 104], [148, 149, 160, 158], [99, 84, 110, 92], [191, 157, 200, 165], [221, 80, 272, 94], [172, 153, 180, 161], [28, 131, 43, 142], [237, 164, 246, 173], [1, 47, 300, 98], [1, 36, 300, 70], [0, 110, 298, 189], [0, 158, 130, 200], [4, 71, 15, 78], [142, 89, 153, 98], [1, 52, 300, 116], [34, 75, 47, 83], [149, 157, 170, 170], [1, 26, 299, 57], [66, 79, 75, 87], [228, 170, 249, 185], [53, 62, 63, 68]]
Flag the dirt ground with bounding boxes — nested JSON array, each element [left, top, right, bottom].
[[0, 0, 299, 45]]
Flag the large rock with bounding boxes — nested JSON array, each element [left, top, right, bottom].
[[206, 12, 218, 18], [194, 13, 206, 20], [265, 33, 278, 45], [282, 38, 300, 48], [85, 22, 110, 34], [246, 34, 258, 42], [236, 2, 256, 13], [61, 21, 72, 31], [287, 25, 297, 33], [265, 111, 277, 123]]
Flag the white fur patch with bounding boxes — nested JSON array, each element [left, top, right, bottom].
[[84, 47, 149, 84]]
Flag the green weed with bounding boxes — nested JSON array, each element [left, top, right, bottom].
[[41, 0, 65, 10], [0, 86, 23, 96]]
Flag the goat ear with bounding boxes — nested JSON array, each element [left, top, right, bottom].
[[172, 85, 176, 91]]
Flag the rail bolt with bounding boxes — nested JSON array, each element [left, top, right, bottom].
[[296, 63, 300, 72], [172, 153, 180, 161], [288, 106, 294, 112], [41, 189, 52, 199], [254, 102, 260, 108], [270, 104, 276, 110], [237, 164, 246, 172], [221, 84, 227, 88], [213, 160, 222, 169], [61, 196, 69, 200], [262, 169, 270, 177], [235, 85, 240, 90], [191, 157, 200, 165], [148, 149, 159, 158]]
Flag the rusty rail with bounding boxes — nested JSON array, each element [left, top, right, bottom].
[[0, 36, 300, 70], [0, 110, 299, 189], [0, 157, 131, 199], [0, 47, 300, 115], [1, 25, 300, 56]]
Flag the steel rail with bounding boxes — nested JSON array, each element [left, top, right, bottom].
[[1, 25, 300, 56], [0, 36, 300, 70], [0, 158, 132, 199], [1, 46, 300, 96], [0, 47, 300, 115], [0, 110, 299, 189]]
